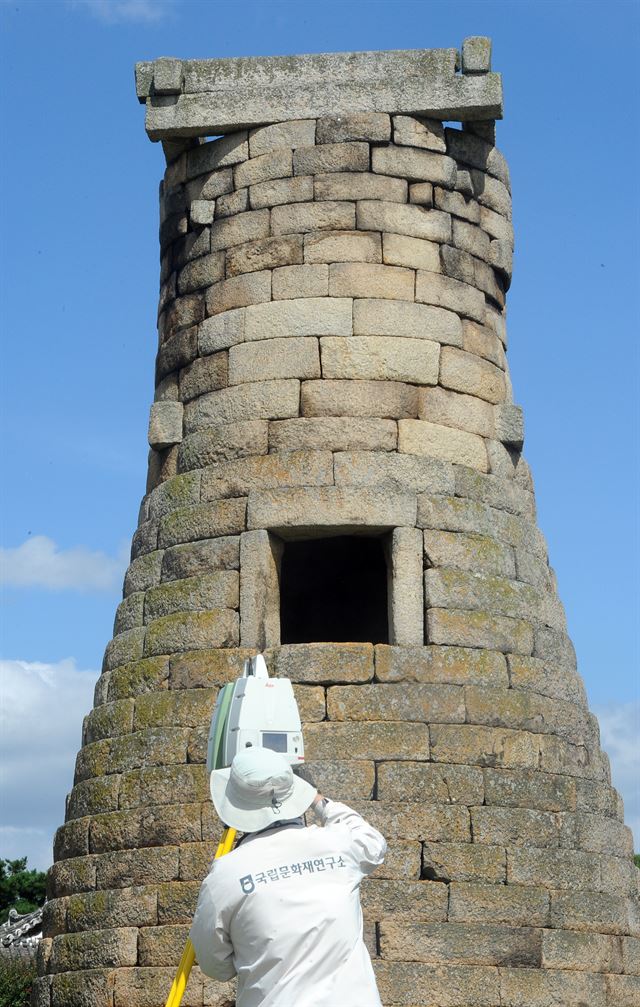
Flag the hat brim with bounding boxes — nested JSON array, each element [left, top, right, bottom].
[[210, 767, 317, 833]]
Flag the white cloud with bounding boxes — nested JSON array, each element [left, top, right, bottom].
[[595, 700, 640, 849], [0, 658, 98, 871], [0, 535, 128, 592], [67, 0, 174, 23]]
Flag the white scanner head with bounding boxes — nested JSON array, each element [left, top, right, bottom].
[[206, 654, 304, 773]]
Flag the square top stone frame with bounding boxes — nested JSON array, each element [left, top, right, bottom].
[[136, 40, 502, 142]]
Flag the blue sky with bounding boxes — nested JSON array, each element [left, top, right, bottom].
[[1, 0, 638, 869]]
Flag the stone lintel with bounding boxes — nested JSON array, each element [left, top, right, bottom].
[[136, 43, 502, 142]]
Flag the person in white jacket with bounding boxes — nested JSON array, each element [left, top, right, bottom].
[[190, 746, 387, 1007]]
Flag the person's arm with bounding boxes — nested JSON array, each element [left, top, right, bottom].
[[312, 794, 387, 875], [189, 871, 237, 981]]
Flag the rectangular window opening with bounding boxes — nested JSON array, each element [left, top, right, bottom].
[[279, 535, 389, 645]]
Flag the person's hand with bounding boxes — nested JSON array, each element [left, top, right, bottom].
[[312, 793, 326, 807]]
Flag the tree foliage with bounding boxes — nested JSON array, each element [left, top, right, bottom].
[[0, 955, 37, 1007], [0, 858, 47, 925]]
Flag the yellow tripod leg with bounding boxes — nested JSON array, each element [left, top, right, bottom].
[[164, 827, 237, 1007]]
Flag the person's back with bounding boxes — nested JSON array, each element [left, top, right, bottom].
[[190, 749, 387, 1007]]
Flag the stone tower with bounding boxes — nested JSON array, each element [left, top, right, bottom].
[[34, 41, 639, 1007]]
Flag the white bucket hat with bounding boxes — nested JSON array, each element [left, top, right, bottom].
[[210, 747, 317, 833]]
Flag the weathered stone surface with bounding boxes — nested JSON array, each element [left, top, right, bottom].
[[389, 526, 424, 645], [333, 451, 451, 494], [382, 232, 440, 272], [161, 537, 239, 582], [148, 401, 183, 450], [49, 927, 138, 972], [480, 203, 513, 243], [267, 642, 374, 683], [293, 141, 369, 175], [392, 115, 446, 152], [103, 628, 146, 672], [239, 530, 282, 649], [470, 169, 512, 217], [423, 843, 506, 884], [314, 172, 406, 203], [494, 402, 524, 447], [430, 723, 540, 769], [178, 421, 267, 473], [416, 269, 485, 322], [439, 346, 506, 403], [249, 175, 313, 209], [272, 263, 329, 299], [198, 306, 245, 353], [328, 261, 415, 301], [206, 270, 271, 314], [375, 644, 508, 686], [301, 379, 418, 418], [247, 485, 417, 532], [377, 840, 422, 880], [425, 568, 538, 621], [186, 134, 248, 177], [271, 200, 355, 234], [156, 326, 198, 381], [179, 353, 228, 401], [381, 920, 541, 967], [50, 968, 116, 1007], [353, 298, 462, 346], [462, 318, 505, 367], [550, 890, 636, 936], [356, 200, 451, 243], [202, 450, 333, 500], [105, 657, 170, 702], [483, 766, 577, 813], [113, 593, 144, 634], [234, 148, 292, 188], [207, 208, 269, 252], [147, 471, 201, 520], [434, 185, 481, 223], [362, 878, 447, 923], [372, 145, 456, 187], [304, 229, 381, 265], [374, 960, 500, 1006], [317, 113, 390, 144], [244, 296, 352, 340], [144, 609, 239, 654], [408, 181, 434, 206], [226, 234, 302, 277], [169, 648, 255, 690], [449, 882, 550, 927], [65, 887, 158, 932], [177, 252, 225, 293], [398, 419, 488, 471], [542, 926, 624, 972], [452, 217, 491, 260], [305, 721, 429, 761], [446, 127, 510, 188], [320, 336, 440, 384], [144, 571, 239, 621], [184, 379, 300, 429], [328, 683, 463, 723], [269, 416, 397, 452], [424, 529, 514, 578], [499, 968, 607, 1007], [157, 499, 246, 547], [249, 119, 316, 157], [376, 760, 483, 804], [228, 335, 321, 384], [143, 45, 504, 135]]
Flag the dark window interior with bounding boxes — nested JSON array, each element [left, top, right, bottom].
[[279, 536, 389, 645]]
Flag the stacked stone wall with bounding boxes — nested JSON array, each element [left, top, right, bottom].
[[34, 114, 639, 1007]]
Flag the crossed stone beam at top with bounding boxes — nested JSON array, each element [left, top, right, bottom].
[[136, 37, 502, 142]]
